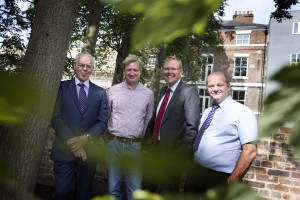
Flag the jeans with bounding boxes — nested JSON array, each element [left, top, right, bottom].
[[106, 140, 142, 200]]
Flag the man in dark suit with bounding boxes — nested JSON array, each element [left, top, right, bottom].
[[50, 52, 109, 200], [143, 55, 200, 193]]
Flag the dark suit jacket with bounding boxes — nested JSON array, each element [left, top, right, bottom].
[[50, 78, 109, 162], [144, 80, 200, 157]]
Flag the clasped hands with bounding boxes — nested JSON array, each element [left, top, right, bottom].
[[67, 135, 88, 161]]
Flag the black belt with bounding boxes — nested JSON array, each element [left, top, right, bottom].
[[107, 133, 142, 143]]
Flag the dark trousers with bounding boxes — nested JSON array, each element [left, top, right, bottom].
[[141, 144, 185, 194], [184, 162, 230, 194], [142, 168, 182, 194], [51, 160, 97, 200]]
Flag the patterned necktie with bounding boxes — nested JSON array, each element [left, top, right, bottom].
[[152, 88, 171, 141], [78, 83, 87, 113], [193, 103, 219, 152]]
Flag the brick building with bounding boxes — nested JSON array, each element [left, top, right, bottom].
[[197, 11, 268, 117]]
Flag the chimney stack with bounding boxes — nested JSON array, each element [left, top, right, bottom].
[[233, 10, 254, 23]]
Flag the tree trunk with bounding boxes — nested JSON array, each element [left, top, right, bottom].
[[0, 0, 79, 199], [81, 0, 103, 55], [112, 31, 132, 85], [152, 45, 166, 100]]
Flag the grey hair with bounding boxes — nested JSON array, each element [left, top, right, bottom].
[[74, 52, 95, 67]]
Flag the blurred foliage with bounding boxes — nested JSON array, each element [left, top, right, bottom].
[[89, 142, 262, 200], [91, 195, 115, 200], [259, 63, 300, 158], [0, 71, 40, 124], [271, 0, 299, 22], [106, 0, 223, 50]]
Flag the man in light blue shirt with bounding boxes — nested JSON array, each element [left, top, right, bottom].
[[185, 71, 258, 193]]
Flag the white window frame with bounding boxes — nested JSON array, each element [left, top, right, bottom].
[[291, 53, 300, 66], [235, 30, 251, 45], [236, 34, 250, 45], [232, 90, 246, 105], [199, 54, 214, 82], [199, 88, 211, 115], [292, 22, 300, 34], [233, 54, 249, 78]]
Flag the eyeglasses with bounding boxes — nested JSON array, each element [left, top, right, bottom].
[[163, 67, 181, 72], [77, 63, 93, 70]]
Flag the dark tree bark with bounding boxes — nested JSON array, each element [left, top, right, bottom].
[[0, 0, 79, 199], [81, 0, 103, 55], [112, 28, 132, 85], [152, 45, 166, 100]]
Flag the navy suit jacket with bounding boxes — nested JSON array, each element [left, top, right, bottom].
[[50, 78, 109, 161], [144, 80, 200, 157]]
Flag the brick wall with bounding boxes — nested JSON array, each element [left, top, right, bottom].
[[243, 127, 300, 199], [37, 127, 300, 199]]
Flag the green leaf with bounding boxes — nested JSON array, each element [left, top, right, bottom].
[[271, 63, 300, 87], [107, 0, 222, 49], [259, 64, 300, 158], [91, 195, 115, 200], [259, 87, 300, 137], [0, 72, 40, 124], [290, 114, 300, 158]]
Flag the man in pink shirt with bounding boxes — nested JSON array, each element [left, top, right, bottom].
[[106, 55, 154, 200]]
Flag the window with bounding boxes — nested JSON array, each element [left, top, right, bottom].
[[236, 34, 250, 44], [232, 91, 245, 105], [293, 22, 300, 34], [199, 55, 213, 82], [291, 53, 300, 66], [147, 55, 156, 68], [199, 89, 210, 115], [234, 57, 248, 77]]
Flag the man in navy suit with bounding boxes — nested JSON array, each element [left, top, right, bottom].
[[143, 56, 200, 193], [50, 52, 109, 200]]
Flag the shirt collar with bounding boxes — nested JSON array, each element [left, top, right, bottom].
[[123, 81, 140, 90], [217, 95, 232, 109], [168, 79, 181, 92], [75, 77, 90, 88]]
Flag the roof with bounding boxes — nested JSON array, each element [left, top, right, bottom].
[[221, 20, 268, 30]]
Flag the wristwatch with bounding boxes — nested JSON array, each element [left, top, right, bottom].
[[86, 134, 92, 141]]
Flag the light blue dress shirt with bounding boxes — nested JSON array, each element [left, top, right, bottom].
[[194, 95, 258, 173], [75, 77, 89, 97]]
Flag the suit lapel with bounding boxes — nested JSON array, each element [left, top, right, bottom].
[[161, 80, 183, 124], [85, 80, 95, 113], [69, 78, 81, 112]]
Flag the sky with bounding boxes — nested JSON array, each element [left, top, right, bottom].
[[222, 0, 300, 24]]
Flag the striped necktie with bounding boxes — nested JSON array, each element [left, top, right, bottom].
[[193, 103, 219, 152]]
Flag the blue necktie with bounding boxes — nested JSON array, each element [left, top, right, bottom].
[[78, 83, 87, 113], [193, 103, 219, 152]]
